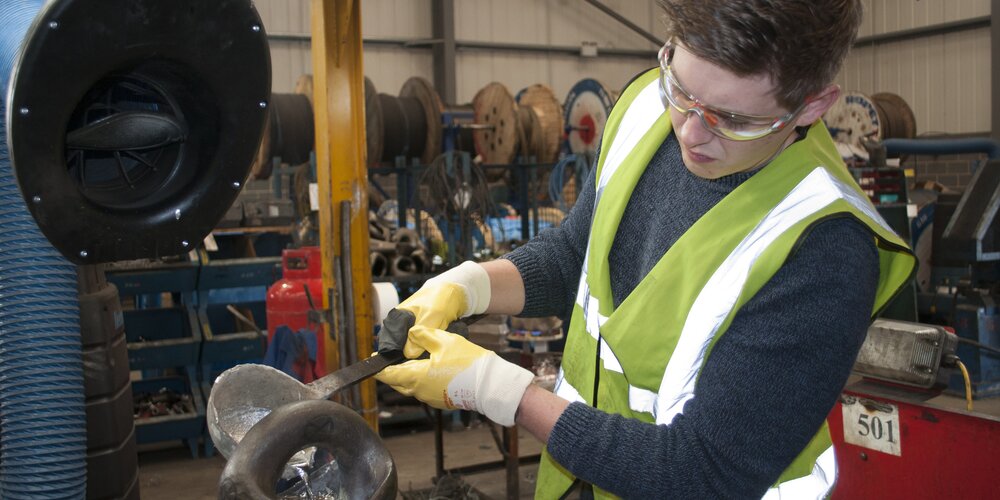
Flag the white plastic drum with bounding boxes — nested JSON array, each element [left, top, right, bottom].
[[563, 78, 615, 156]]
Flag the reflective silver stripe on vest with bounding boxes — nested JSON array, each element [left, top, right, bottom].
[[594, 80, 664, 211], [567, 166, 895, 414], [564, 78, 665, 384], [576, 272, 624, 373], [554, 367, 586, 404], [761, 446, 837, 499], [654, 167, 896, 424]]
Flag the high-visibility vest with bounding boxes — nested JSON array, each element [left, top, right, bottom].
[[534, 69, 916, 499]]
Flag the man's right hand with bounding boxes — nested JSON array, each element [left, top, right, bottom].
[[391, 260, 491, 357], [395, 281, 469, 337]]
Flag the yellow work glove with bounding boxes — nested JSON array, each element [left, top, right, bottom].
[[396, 261, 491, 355], [375, 325, 534, 427]]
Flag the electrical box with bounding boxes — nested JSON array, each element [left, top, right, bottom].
[[852, 319, 957, 388]]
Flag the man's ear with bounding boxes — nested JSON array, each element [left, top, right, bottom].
[[794, 84, 841, 127]]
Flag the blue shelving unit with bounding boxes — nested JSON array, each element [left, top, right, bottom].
[[196, 254, 278, 456], [107, 254, 205, 458], [107, 252, 283, 458]]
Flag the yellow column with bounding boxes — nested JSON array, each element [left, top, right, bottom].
[[310, 0, 377, 429]]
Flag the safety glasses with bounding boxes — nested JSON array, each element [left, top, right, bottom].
[[658, 43, 806, 141]]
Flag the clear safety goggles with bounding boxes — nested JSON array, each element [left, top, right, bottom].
[[658, 43, 805, 141]]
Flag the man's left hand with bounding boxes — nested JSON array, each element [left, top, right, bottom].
[[375, 325, 534, 426]]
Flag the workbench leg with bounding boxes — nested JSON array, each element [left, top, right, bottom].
[[505, 425, 519, 499], [434, 408, 445, 479]]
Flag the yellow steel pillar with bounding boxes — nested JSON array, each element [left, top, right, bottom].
[[310, 0, 377, 429]]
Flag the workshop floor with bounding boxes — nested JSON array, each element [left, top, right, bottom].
[[138, 420, 544, 499]]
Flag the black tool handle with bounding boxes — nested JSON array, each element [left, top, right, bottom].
[[311, 312, 485, 398], [377, 309, 484, 362]]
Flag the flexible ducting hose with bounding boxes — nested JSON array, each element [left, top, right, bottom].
[[1, 2, 88, 498], [883, 137, 1000, 160]]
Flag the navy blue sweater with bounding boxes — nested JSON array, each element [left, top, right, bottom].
[[504, 132, 879, 498]]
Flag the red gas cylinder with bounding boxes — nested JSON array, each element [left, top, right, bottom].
[[266, 247, 327, 376]]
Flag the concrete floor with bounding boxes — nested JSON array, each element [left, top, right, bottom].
[[138, 419, 543, 499]]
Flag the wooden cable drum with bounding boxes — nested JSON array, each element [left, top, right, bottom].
[[516, 105, 544, 160], [472, 82, 565, 165], [364, 76, 384, 166], [250, 91, 314, 179], [822, 92, 882, 160], [563, 78, 614, 156], [269, 93, 315, 164], [399, 77, 443, 164], [377, 92, 415, 161], [472, 82, 520, 164], [366, 76, 443, 165], [515, 84, 564, 163], [872, 92, 917, 140]]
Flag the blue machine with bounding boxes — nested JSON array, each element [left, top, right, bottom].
[[889, 139, 1000, 398]]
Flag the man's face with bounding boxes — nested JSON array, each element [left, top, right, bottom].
[[667, 44, 804, 179]]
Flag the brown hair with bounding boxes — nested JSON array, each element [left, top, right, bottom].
[[659, 0, 863, 110]]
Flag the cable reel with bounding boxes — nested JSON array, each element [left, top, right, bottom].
[[824, 91, 918, 161], [515, 84, 564, 164], [563, 78, 615, 156], [367, 77, 443, 165], [823, 92, 883, 160], [472, 82, 520, 164], [472, 82, 566, 165], [251, 86, 315, 180], [872, 92, 917, 144]]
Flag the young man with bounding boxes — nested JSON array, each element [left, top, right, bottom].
[[377, 1, 915, 497]]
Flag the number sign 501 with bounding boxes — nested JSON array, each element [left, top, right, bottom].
[[841, 395, 901, 456]]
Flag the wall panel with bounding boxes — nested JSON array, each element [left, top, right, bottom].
[[254, 0, 311, 93], [361, 0, 433, 39], [838, 26, 990, 135], [454, 0, 665, 49], [257, 0, 663, 100], [838, 1, 990, 135], [453, 0, 660, 103]]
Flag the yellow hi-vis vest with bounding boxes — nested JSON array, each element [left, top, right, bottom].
[[534, 69, 916, 499]]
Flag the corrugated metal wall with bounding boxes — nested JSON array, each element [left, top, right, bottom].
[[255, 0, 662, 100], [453, 0, 661, 104], [359, 0, 435, 96], [837, 0, 991, 135], [254, 0, 312, 93], [257, 0, 990, 134]]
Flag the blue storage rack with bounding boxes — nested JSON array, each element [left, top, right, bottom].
[[197, 254, 279, 456], [106, 252, 281, 457], [106, 254, 205, 458]]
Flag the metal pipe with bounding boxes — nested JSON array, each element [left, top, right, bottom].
[[340, 200, 361, 410], [505, 426, 519, 499], [432, 0, 457, 105], [434, 409, 445, 478], [883, 138, 1000, 160], [581, 0, 664, 47], [457, 40, 655, 58], [854, 16, 990, 47], [267, 32, 656, 59]]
